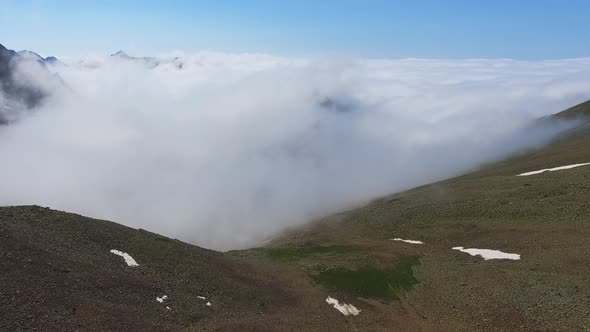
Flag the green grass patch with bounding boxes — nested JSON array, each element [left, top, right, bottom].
[[254, 245, 358, 262], [312, 256, 420, 302]]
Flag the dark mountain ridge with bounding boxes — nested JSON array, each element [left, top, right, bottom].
[[17, 50, 64, 66], [0, 43, 64, 124]]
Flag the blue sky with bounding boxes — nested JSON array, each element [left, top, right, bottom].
[[1, 0, 588, 59]]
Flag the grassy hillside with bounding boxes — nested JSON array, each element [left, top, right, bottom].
[[256, 99, 590, 331], [0, 205, 430, 331], [553, 98, 590, 119]]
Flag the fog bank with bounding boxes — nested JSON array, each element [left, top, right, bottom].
[[1, 53, 589, 250]]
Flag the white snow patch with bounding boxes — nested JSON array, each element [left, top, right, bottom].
[[391, 238, 424, 244], [109, 249, 139, 267], [197, 295, 211, 306], [325, 296, 361, 316], [452, 247, 521, 260], [517, 162, 590, 176], [156, 295, 168, 303], [166, 306, 171, 310]]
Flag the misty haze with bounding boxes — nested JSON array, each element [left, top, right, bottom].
[[1, 1, 589, 331], [1, 53, 587, 249]]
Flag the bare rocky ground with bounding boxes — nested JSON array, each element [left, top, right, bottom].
[[0, 205, 429, 331], [1, 100, 589, 331]]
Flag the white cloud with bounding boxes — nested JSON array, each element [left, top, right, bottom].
[[0, 53, 589, 250]]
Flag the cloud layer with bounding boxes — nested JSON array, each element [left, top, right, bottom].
[[1, 53, 589, 250]]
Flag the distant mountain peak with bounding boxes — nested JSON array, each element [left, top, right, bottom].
[[44, 56, 63, 65], [109, 50, 163, 68], [111, 50, 130, 58]]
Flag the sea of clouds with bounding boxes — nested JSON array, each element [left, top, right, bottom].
[[1, 52, 589, 250]]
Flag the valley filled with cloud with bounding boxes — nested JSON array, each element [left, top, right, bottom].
[[1, 52, 589, 249]]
